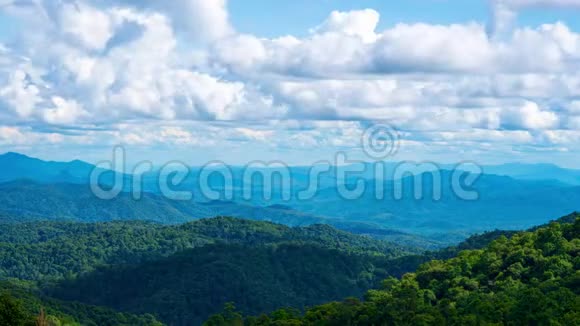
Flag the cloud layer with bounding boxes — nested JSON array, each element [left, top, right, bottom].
[[1, 0, 580, 164]]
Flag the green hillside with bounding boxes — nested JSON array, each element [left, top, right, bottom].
[[49, 243, 394, 325], [0, 217, 409, 281], [1, 214, 577, 325], [0, 217, 412, 324], [0, 281, 162, 326], [207, 216, 580, 325]]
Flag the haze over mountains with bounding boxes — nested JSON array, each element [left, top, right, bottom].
[[1, 152, 579, 241], [483, 163, 580, 186], [3, 152, 580, 186]]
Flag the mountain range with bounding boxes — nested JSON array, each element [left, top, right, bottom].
[[0, 150, 577, 325], [1, 152, 580, 242]]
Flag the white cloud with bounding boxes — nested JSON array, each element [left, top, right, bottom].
[[0, 70, 42, 118], [502, 101, 560, 130], [212, 34, 268, 73], [59, 2, 115, 50], [109, 0, 233, 42], [312, 9, 380, 43], [0, 126, 64, 145], [371, 23, 493, 73], [0, 4, 249, 123], [158, 0, 233, 42], [490, 0, 580, 35], [0, 1, 579, 162], [42, 96, 87, 124], [0, 126, 28, 144], [211, 13, 580, 77]]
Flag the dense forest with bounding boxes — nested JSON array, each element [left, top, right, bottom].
[[0, 217, 411, 325], [49, 243, 392, 325], [206, 214, 580, 325], [0, 213, 578, 325], [0, 217, 410, 281], [0, 281, 162, 325]]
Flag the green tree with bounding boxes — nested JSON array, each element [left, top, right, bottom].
[[0, 292, 30, 326]]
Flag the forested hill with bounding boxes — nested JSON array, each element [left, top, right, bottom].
[[0, 281, 163, 326], [0, 216, 411, 281], [0, 180, 439, 249], [49, 243, 396, 325], [0, 217, 412, 325], [206, 216, 580, 325], [1, 214, 577, 325]]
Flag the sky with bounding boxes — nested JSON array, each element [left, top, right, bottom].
[[1, 0, 580, 168]]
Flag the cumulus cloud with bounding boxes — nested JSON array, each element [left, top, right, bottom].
[[0, 70, 41, 118], [312, 9, 380, 43], [42, 96, 87, 124], [58, 1, 115, 50], [0, 1, 579, 162], [0, 2, 249, 124], [490, 0, 580, 35], [211, 12, 580, 77], [502, 101, 560, 130]]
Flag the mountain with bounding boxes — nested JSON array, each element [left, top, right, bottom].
[[3, 169, 580, 245], [0, 180, 438, 249], [484, 163, 580, 186], [283, 171, 580, 236], [0, 180, 209, 223], [3, 152, 579, 241], [207, 215, 580, 325], [0, 152, 100, 184], [0, 216, 410, 281]]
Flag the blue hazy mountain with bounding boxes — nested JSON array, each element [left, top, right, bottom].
[[483, 163, 580, 185], [2, 152, 579, 241], [2, 151, 579, 187], [0, 180, 438, 249], [0, 152, 129, 187], [281, 170, 580, 238], [0, 152, 95, 183]]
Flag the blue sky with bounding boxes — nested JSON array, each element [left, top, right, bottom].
[[228, 0, 580, 37], [1, 0, 580, 168], [2, 1, 579, 42]]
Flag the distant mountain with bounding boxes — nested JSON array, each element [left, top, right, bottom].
[[3, 151, 579, 191], [283, 171, 580, 236], [483, 162, 580, 185], [0, 152, 127, 187], [0, 152, 95, 184], [2, 152, 579, 242], [0, 180, 437, 249], [0, 180, 203, 224]]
